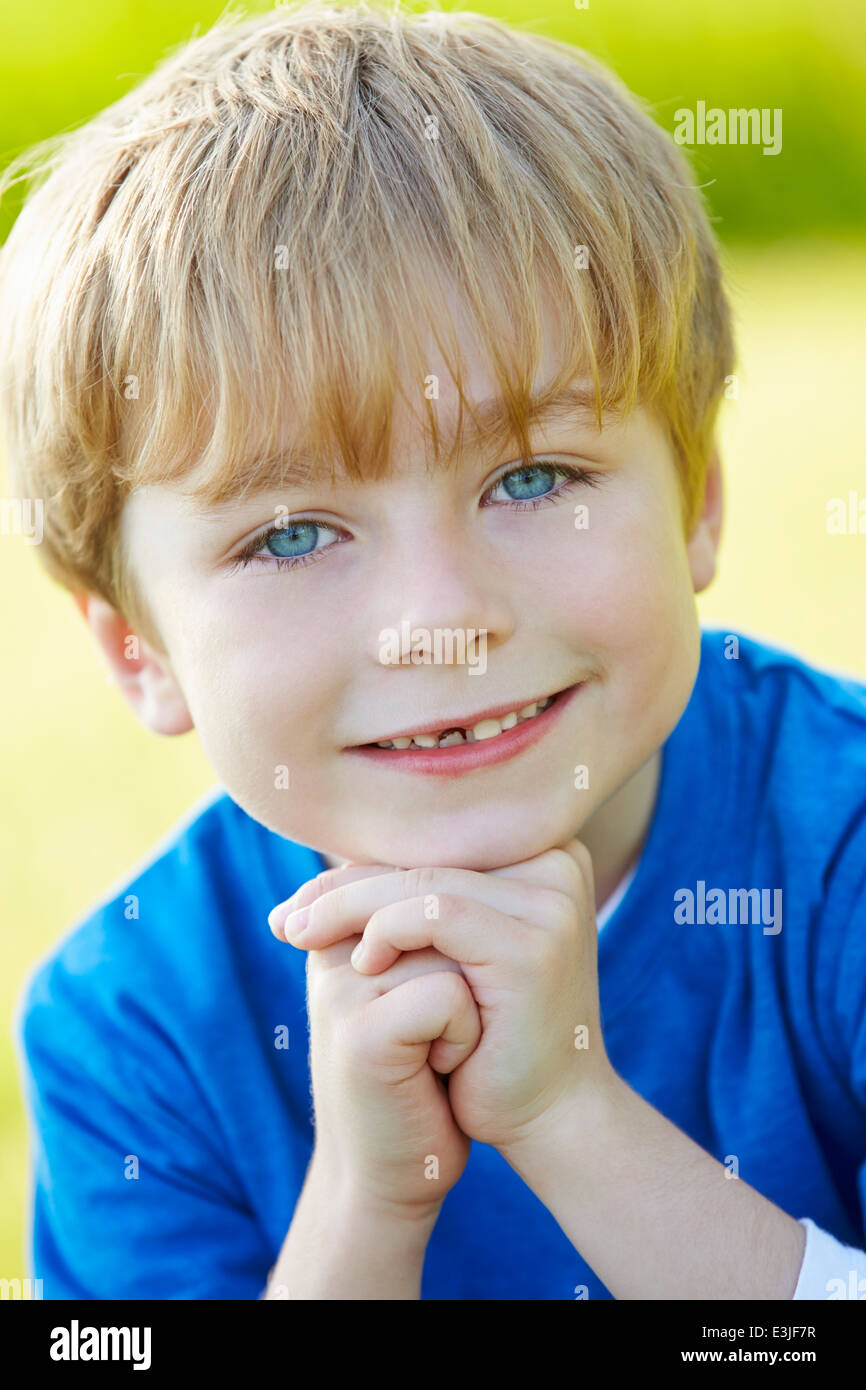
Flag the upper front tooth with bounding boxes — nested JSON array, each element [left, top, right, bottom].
[[472, 718, 504, 741], [392, 737, 413, 748], [518, 703, 537, 718], [411, 733, 439, 747]]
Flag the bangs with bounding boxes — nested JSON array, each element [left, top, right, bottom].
[[96, 3, 691, 511], [115, 164, 647, 513], [0, 0, 734, 642]]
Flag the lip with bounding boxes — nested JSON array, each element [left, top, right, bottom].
[[345, 680, 586, 777]]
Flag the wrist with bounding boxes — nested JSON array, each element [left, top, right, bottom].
[[266, 1151, 440, 1299], [308, 1149, 443, 1234], [498, 1071, 629, 1177]]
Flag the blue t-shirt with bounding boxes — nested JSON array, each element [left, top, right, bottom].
[[14, 628, 866, 1299]]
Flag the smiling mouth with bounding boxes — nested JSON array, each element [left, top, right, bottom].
[[357, 684, 573, 752]]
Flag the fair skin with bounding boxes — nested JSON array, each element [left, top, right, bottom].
[[76, 342, 696, 900], [73, 298, 806, 1297]]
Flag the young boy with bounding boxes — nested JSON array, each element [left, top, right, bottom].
[[5, 2, 866, 1300]]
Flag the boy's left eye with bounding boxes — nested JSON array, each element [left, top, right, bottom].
[[228, 459, 603, 573], [483, 459, 603, 510]]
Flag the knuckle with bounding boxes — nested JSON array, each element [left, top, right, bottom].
[[407, 965, 468, 1016], [309, 866, 342, 896], [434, 891, 468, 926], [440, 966, 471, 1006], [402, 864, 440, 900], [424, 952, 467, 987], [542, 887, 579, 934]]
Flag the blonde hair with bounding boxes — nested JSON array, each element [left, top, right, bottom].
[[0, 1, 735, 653]]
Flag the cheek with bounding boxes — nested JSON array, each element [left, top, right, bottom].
[[552, 490, 698, 713], [168, 599, 342, 753], [558, 497, 689, 637], [602, 510, 700, 723]]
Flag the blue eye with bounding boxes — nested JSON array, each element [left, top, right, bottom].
[[229, 518, 345, 573], [229, 460, 602, 573], [483, 461, 602, 510]]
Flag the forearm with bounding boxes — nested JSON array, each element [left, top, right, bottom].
[[501, 1075, 807, 1299], [262, 1154, 439, 1300]]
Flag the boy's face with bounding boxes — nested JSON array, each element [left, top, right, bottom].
[[99, 296, 721, 872]]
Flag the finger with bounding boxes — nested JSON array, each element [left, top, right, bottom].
[[364, 944, 466, 989], [351, 894, 528, 980], [362, 969, 481, 1078], [485, 837, 593, 899], [269, 862, 395, 938], [281, 864, 560, 949]]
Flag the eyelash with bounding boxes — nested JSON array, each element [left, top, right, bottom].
[[227, 461, 603, 574]]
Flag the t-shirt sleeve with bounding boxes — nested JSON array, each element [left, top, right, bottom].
[[15, 954, 275, 1300], [798, 802, 866, 1299], [792, 1219, 866, 1299]]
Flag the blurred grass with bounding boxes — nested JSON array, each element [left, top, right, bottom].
[[699, 238, 866, 667], [2, 0, 866, 1286], [1, 0, 865, 242]]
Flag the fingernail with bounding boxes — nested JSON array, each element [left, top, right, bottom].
[[350, 939, 366, 968]]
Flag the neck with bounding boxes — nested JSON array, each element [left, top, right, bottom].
[[576, 750, 661, 911]]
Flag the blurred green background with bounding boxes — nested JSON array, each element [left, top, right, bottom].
[[2, 0, 865, 1285]]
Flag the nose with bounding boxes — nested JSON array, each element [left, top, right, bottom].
[[373, 522, 514, 664]]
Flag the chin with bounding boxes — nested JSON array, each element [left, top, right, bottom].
[[370, 825, 579, 873]]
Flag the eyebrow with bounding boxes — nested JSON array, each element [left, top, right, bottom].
[[445, 382, 615, 458], [190, 382, 616, 517]]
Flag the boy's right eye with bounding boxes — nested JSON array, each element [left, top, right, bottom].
[[229, 519, 346, 572]]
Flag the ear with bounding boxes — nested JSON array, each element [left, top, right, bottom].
[[72, 591, 194, 735], [686, 443, 723, 594]]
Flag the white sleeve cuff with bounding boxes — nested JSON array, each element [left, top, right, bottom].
[[793, 1218, 866, 1299]]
